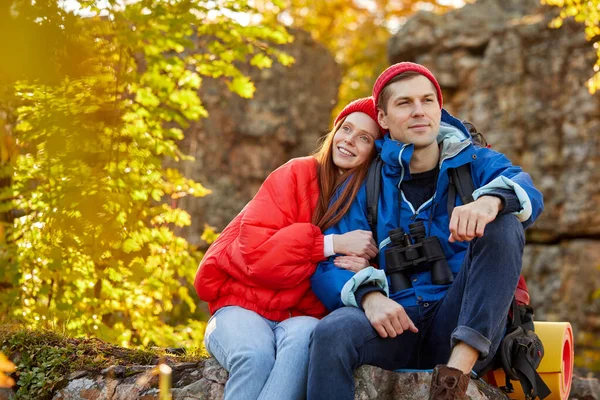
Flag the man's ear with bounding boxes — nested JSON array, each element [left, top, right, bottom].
[[377, 109, 388, 130]]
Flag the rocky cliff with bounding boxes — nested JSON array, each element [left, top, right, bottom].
[[385, 0, 600, 369]]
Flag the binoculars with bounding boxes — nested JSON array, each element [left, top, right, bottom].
[[385, 221, 454, 293]]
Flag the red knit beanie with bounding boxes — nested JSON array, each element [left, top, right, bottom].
[[334, 97, 382, 133], [372, 62, 443, 109]]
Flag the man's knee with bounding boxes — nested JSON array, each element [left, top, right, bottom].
[[310, 307, 366, 351], [482, 213, 524, 248], [311, 313, 346, 349]]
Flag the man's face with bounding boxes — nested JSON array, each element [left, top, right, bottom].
[[377, 75, 441, 150]]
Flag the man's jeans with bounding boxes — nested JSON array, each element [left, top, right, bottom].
[[307, 214, 524, 400], [204, 306, 318, 400]]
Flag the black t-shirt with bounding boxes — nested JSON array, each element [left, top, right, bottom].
[[401, 166, 438, 210]]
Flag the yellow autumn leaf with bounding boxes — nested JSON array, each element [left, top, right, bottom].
[[0, 352, 16, 388], [227, 76, 255, 98]]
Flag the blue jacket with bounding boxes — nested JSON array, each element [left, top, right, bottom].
[[311, 109, 544, 311]]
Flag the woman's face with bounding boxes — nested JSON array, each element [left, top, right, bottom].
[[332, 112, 379, 172]]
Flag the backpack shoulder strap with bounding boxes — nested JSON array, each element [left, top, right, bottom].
[[366, 155, 383, 243], [447, 164, 475, 216]]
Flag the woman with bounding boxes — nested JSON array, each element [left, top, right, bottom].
[[194, 97, 382, 400]]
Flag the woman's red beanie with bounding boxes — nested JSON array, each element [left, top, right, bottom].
[[334, 97, 382, 133]]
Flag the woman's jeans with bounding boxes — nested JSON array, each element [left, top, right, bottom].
[[307, 213, 525, 400], [204, 306, 318, 400]]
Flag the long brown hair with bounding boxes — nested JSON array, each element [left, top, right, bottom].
[[311, 118, 377, 232]]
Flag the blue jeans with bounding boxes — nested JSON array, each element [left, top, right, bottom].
[[307, 214, 524, 400], [204, 306, 318, 400]]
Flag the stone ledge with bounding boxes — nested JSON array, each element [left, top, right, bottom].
[[0, 357, 509, 400], [1, 357, 597, 399]]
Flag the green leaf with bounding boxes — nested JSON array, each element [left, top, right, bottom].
[[277, 53, 295, 67], [227, 76, 255, 98], [151, 189, 164, 201], [135, 87, 160, 107], [122, 238, 142, 253], [131, 190, 148, 201], [177, 71, 202, 89], [250, 53, 273, 69]]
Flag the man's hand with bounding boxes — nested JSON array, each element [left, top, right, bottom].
[[333, 230, 378, 259], [333, 256, 370, 272], [362, 292, 418, 338], [448, 195, 502, 243]]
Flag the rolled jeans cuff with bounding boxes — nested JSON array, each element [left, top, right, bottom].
[[451, 325, 492, 359]]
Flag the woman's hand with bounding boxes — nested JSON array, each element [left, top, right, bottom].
[[333, 256, 370, 272], [333, 230, 378, 259]]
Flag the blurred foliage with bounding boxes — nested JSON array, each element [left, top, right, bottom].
[[542, 0, 600, 93], [575, 332, 600, 373], [0, 0, 292, 348], [269, 0, 458, 115], [200, 224, 220, 245]]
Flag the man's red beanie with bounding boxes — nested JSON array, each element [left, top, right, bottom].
[[372, 62, 443, 109], [334, 96, 382, 134]]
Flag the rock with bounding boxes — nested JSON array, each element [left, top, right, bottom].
[[522, 241, 600, 341], [0, 388, 14, 400], [51, 359, 515, 399], [53, 377, 106, 399], [49, 360, 600, 399], [570, 375, 600, 399], [354, 367, 508, 399]]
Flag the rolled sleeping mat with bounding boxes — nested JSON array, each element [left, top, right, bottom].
[[487, 322, 574, 400]]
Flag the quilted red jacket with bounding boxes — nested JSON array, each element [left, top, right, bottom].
[[194, 156, 328, 321]]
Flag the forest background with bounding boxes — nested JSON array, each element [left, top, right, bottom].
[[0, 0, 599, 385]]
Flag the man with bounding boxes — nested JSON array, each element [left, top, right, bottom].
[[307, 62, 544, 400]]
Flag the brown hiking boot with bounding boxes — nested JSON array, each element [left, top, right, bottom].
[[429, 365, 470, 400]]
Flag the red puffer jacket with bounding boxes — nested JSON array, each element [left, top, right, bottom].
[[194, 156, 328, 321]]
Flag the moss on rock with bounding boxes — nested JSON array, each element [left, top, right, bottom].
[[0, 325, 203, 399]]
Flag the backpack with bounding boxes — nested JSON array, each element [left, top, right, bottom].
[[495, 298, 551, 399], [365, 121, 551, 400]]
